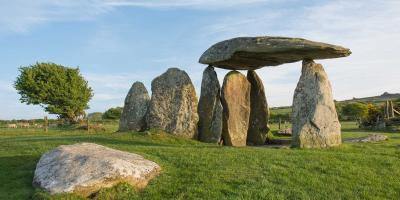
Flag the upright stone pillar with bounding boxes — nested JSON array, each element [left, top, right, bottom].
[[247, 70, 270, 145], [292, 59, 341, 148], [221, 71, 251, 147], [147, 68, 199, 138], [198, 66, 223, 143], [119, 82, 150, 132]]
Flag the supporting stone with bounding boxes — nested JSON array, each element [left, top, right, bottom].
[[292, 59, 341, 148], [198, 66, 223, 143], [147, 68, 199, 138], [119, 82, 150, 132], [221, 71, 251, 147], [247, 70, 270, 145]]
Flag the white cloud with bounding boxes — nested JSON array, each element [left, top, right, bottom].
[[0, 0, 280, 34], [104, 0, 274, 8]]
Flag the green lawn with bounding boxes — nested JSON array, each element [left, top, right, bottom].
[[0, 122, 399, 200]]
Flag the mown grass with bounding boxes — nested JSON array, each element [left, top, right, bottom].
[[0, 122, 399, 200]]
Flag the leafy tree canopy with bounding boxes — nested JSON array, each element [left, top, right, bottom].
[[341, 102, 369, 121], [102, 107, 123, 120], [14, 62, 93, 122]]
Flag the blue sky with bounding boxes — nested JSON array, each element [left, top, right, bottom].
[[0, 0, 399, 119]]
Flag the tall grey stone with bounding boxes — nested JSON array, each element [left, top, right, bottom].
[[247, 70, 270, 145], [119, 82, 150, 132], [292, 59, 341, 148], [198, 66, 223, 143], [147, 68, 199, 138], [221, 71, 251, 147]]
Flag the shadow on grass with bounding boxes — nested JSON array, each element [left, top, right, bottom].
[[0, 134, 222, 150], [0, 155, 38, 199]]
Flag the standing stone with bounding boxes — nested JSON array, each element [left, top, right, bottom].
[[221, 71, 251, 147], [247, 70, 270, 145], [198, 66, 223, 143], [292, 59, 341, 148], [147, 68, 199, 138], [119, 82, 150, 132]]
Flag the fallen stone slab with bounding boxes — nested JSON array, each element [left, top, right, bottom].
[[199, 36, 351, 70], [345, 134, 388, 143], [33, 143, 160, 197]]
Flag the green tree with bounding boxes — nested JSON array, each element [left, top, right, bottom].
[[87, 112, 103, 121], [102, 107, 123, 120], [14, 62, 93, 123], [341, 102, 368, 122], [361, 103, 383, 126]]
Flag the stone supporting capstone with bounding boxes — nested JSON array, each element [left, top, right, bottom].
[[291, 59, 341, 148], [198, 66, 223, 143], [246, 70, 270, 145], [221, 71, 251, 147]]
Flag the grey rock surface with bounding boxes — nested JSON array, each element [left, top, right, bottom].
[[199, 36, 351, 70], [119, 82, 150, 132], [292, 59, 341, 148], [221, 71, 251, 147], [147, 68, 199, 138], [345, 134, 388, 143], [198, 66, 223, 143], [33, 143, 160, 197], [247, 70, 270, 145]]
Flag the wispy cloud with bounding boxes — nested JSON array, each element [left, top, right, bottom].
[[0, 0, 279, 34], [104, 0, 274, 8]]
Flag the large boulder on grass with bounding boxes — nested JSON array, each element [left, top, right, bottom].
[[221, 71, 251, 146], [147, 68, 199, 138], [119, 82, 150, 132], [33, 143, 160, 197], [198, 66, 223, 143]]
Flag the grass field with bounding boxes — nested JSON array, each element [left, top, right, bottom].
[[0, 122, 399, 200]]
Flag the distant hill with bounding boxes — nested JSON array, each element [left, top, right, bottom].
[[271, 92, 400, 111], [339, 92, 400, 103]]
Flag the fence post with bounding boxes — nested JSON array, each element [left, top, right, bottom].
[[87, 117, 90, 132], [44, 116, 48, 133], [278, 118, 281, 130]]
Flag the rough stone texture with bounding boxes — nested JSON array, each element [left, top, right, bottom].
[[221, 71, 251, 147], [198, 66, 223, 143], [147, 68, 199, 138], [119, 82, 150, 132], [247, 70, 270, 145], [199, 36, 351, 70], [292, 59, 341, 148], [346, 134, 388, 143], [33, 143, 160, 197]]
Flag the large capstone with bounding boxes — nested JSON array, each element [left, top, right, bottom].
[[147, 68, 199, 138], [292, 59, 341, 148], [119, 82, 150, 132], [247, 70, 270, 145], [33, 143, 160, 197], [221, 71, 251, 146], [199, 36, 351, 70], [198, 66, 223, 143]]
